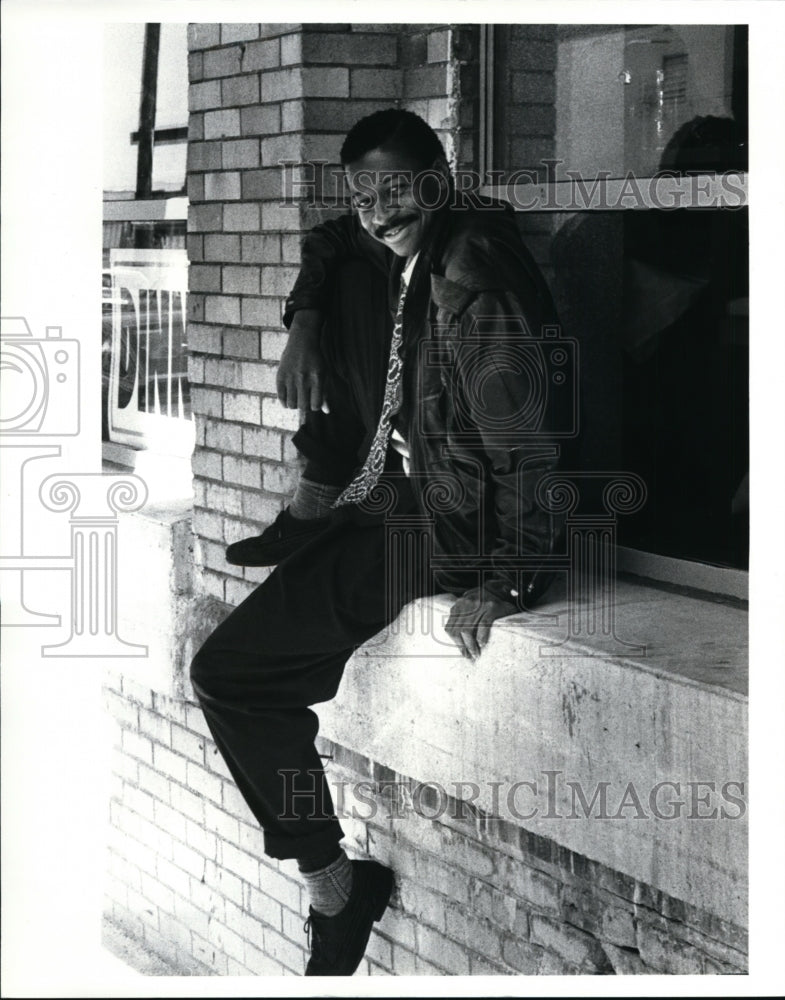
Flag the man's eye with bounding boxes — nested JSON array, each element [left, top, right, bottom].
[[352, 194, 374, 210]]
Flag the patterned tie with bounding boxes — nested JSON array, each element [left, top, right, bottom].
[[332, 267, 410, 507]]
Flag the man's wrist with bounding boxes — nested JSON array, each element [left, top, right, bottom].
[[287, 309, 322, 336], [478, 580, 523, 610]]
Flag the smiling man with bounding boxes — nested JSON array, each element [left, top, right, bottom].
[[190, 109, 565, 976]]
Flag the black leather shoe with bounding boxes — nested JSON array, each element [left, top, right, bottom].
[[303, 860, 394, 976], [225, 508, 329, 567]]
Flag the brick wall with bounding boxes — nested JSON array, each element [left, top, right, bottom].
[[104, 671, 748, 975], [493, 23, 557, 182], [398, 24, 478, 172], [488, 24, 559, 283]]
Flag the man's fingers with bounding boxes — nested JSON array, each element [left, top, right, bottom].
[[445, 593, 519, 662], [276, 327, 326, 408], [475, 616, 493, 651], [308, 374, 323, 413], [461, 627, 481, 661], [276, 369, 291, 405], [445, 607, 482, 660], [444, 616, 468, 657], [282, 372, 322, 412], [281, 376, 296, 409], [293, 373, 306, 411]]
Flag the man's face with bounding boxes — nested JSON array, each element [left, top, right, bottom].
[[344, 146, 447, 258]]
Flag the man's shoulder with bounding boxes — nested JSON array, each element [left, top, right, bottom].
[[428, 199, 547, 311], [440, 199, 520, 268]]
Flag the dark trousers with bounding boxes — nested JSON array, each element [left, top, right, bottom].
[[190, 258, 467, 860], [190, 482, 440, 859]]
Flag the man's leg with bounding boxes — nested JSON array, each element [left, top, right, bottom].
[[190, 485, 429, 973], [192, 518, 394, 857]]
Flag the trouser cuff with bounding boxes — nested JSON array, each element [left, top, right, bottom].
[[263, 819, 346, 861]]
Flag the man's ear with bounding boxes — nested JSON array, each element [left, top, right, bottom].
[[431, 156, 451, 185]]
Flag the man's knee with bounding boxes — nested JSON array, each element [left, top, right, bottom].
[[189, 637, 221, 700], [189, 628, 279, 705]]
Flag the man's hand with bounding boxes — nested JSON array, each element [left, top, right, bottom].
[[277, 310, 329, 412], [444, 588, 518, 661]]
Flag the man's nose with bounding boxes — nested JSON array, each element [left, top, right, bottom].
[[372, 193, 397, 227]]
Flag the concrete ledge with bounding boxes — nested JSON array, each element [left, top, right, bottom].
[[317, 576, 748, 930], [115, 500, 198, 698]]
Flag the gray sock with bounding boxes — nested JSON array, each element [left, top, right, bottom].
[[299, 849, 354, 916], [289, 477, 342, 520]]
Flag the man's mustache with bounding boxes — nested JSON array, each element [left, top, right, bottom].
[[374, 215, 418, 239]]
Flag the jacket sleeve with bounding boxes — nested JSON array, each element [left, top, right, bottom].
[[282, 212, 390, 327], [454, 287, 567, 610]]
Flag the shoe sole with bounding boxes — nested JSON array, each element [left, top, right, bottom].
[[304, 863, 394, 976], [349, 863, 393, 974], [225, 527, 327, 567]]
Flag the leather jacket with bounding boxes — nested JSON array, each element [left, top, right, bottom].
[[283, 199, 569, 610]]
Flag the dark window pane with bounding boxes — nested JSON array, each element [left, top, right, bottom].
[[549, 207, 749, 569]]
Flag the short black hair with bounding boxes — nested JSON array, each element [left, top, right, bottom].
[[340, 108, 448, 168]]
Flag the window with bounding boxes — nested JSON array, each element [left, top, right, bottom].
[[102, 23, 192, 478], [480, 24, 748, 582], [486, 25, 746, 182]]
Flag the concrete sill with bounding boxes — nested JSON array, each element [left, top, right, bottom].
[[317, 574, 748, 929]]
